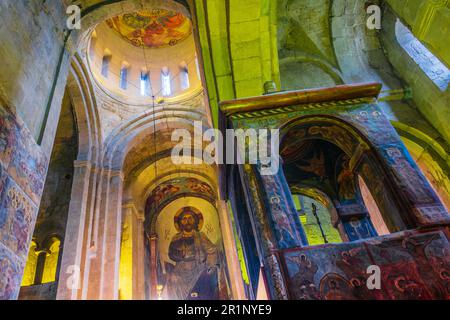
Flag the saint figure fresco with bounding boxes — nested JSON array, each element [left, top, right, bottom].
[[166, 207, 220, 300]]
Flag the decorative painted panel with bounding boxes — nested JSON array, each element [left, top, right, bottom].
[[279, 229, 450, 300], [0, 105, 48, 300]]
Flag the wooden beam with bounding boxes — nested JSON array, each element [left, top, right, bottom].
[[219, 83, 382, 116]]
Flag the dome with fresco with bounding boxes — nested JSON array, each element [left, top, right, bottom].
[[105, 9, 192, 49]]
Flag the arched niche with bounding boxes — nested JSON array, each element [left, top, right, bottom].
[[392, 121, 450, 212], [143, 194, 230, 301], [290, 186, 347, 244], [280, 115, 409, 235]]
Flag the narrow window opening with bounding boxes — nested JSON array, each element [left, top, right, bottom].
[[101, 54, 111, 78], [140, 71, 151, 96], [161, 67, 172, 97], [395, 19, 450, 91], [120, 64, 128, 90], [180, 63, 190, 91]]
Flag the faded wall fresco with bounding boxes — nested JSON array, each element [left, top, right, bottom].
[[228, 90, 450, 299], [279, 229, 450, 300], [0, 105, 48, 299], [152, 202, 230, 300]]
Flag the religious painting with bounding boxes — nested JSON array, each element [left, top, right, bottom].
[[154, 201, 229, 300], [0, 244, 23, 300], [0, 178, 36, 259], [279, 230, 450, 300], [146, 178, 216, 219], [166, 207, 219, 299], [335, 154, 356, 202], [106, 9, 192, 48], [0, 106, 47, 204], [0, 107, 17, 169]]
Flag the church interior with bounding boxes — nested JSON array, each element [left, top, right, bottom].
[[0, 0, 449, 300]]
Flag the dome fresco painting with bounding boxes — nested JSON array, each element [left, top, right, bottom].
[[106, 9, 192, 48], [0, 0, 449, 305]]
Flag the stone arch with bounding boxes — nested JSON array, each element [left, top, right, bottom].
[[392, 121, 450, 210], [279, 114, 411, 232], [102, 109, 206, 171], [67, 53, 102, 163], [280, 115, 371, 157]]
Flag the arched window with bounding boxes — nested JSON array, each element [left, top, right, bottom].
[[42, 238, 61, 283], [120, 63, 129, 90], [161, 67, 172, 96], [101, 53, 111, 78], [21, 241, 38, 286], [140, 71, 151, 96], [194, 56, 201, 80], [179, 63, 190, 90], [395, 19, 450, 91]]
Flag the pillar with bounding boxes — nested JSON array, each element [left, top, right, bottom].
[[56, 160, 93, 300], [239, 161, 307, 300], [86, 169, 123, 300], [217, 200, 247, 300], [120, 202, 145, 300]]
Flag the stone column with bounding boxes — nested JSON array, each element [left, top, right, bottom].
[[121, 202, 145, 300], [133, 208, 145, 300], [85, 169, 123, 300], [99, 171, 123, 300], [33, 250, 49, 285], [217, 200, 247, 300], [56, 160, 92, 300]]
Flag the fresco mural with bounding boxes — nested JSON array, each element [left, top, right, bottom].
[[0, 105, 47, 300], [0, 106, 46, 205], [106, 9, 192, 48], [281, 139, 363, 209], [226, 78, 450, 299], [151, 198, 229, 300], [336, 155, 356, 202], [146, 177, 216, 218], [0, 243, 24, 300]]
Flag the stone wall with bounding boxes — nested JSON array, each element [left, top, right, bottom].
[[0, 0, 67, 141], [385, 0, 450, 68], [0, 103, 47, 299], [381, 4, 450, 145], [0, 0, 69, 300]]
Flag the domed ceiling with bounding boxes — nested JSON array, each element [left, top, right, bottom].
[[105, 9, 192, 48]]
